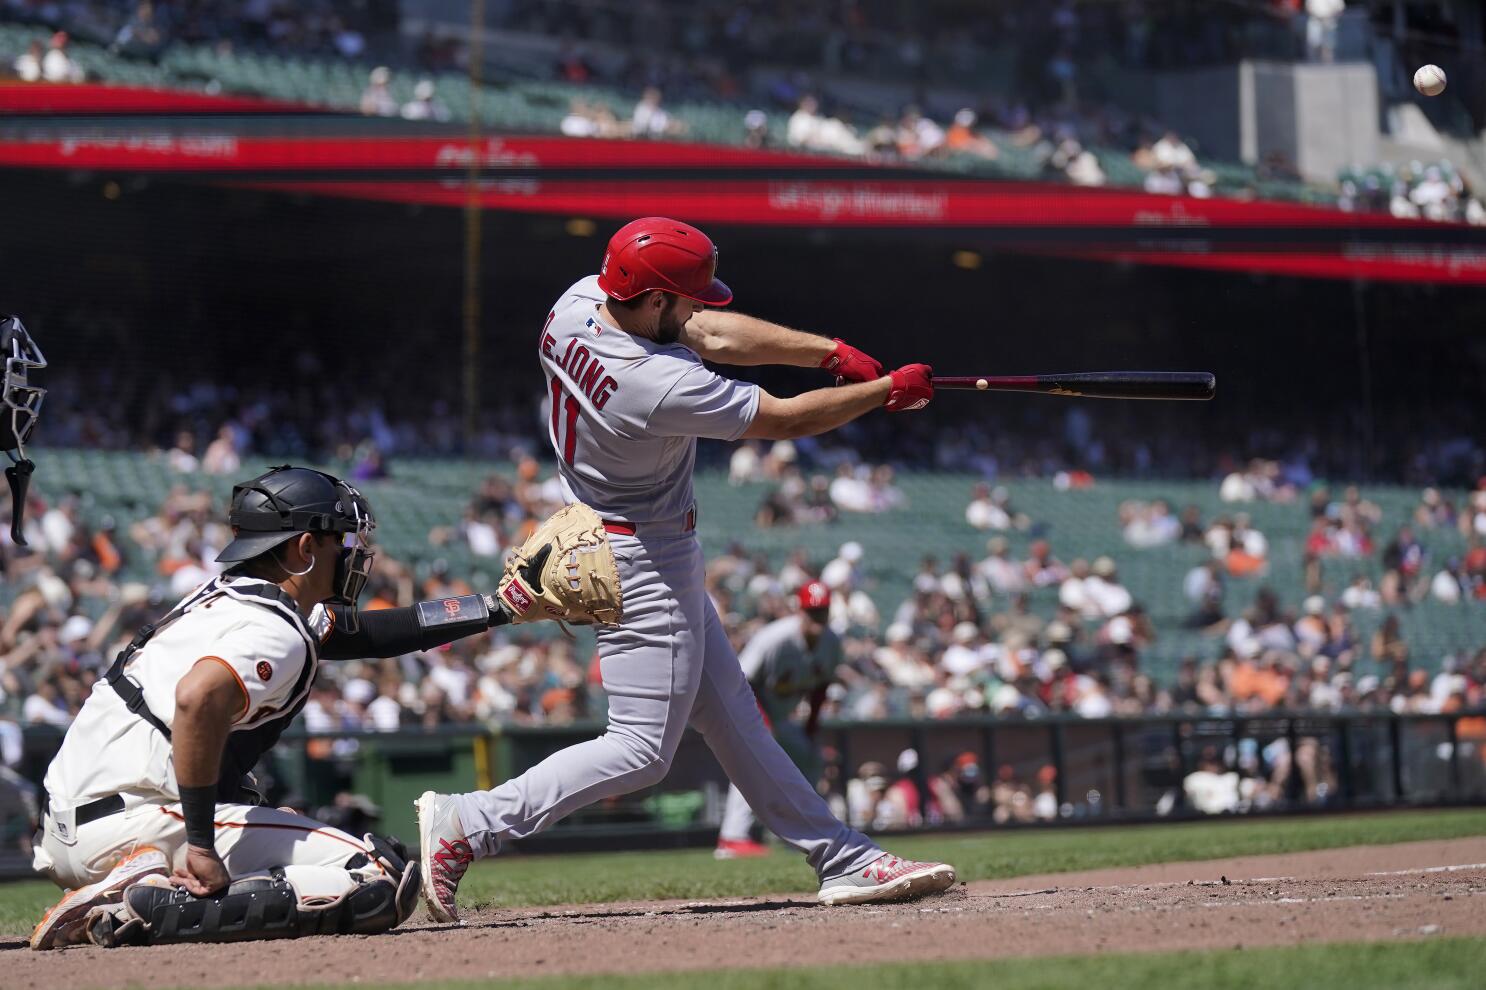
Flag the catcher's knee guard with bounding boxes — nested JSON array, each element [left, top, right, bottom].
[[89, 834, 420, 947]]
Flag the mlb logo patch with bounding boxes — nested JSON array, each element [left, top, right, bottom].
[[585, 317, 602, 336]]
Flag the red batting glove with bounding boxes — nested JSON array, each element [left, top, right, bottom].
[[885, 363, 933, 411], [820, 338, 883, 383]]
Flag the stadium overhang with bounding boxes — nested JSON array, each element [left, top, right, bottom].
[[4, 83, 1485, 286]]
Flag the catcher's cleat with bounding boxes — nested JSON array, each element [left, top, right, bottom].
[[416, 791, 472, 924], [817, 853, 956, 906], [714, 838, 772, 860], [30, 845, 168, 950]]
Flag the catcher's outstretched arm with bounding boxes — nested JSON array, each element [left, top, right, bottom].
[[320, 594, 511, 661]]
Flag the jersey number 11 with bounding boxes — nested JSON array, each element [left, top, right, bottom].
[[550, 377, 579, 466]]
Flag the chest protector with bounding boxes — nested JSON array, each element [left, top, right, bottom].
[[104, 576, 319, 803]]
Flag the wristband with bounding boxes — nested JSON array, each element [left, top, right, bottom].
[[179, 783, 218, 850]]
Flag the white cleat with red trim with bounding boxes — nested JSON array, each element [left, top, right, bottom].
[[817, 853, 957, 906], [415, 790, 473, 924]]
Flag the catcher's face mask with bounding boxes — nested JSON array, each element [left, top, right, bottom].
[[2, 316, 45, 546], [331, 482, 377, 624]]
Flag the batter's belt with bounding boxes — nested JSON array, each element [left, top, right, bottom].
[[602, 505, 697, 537]]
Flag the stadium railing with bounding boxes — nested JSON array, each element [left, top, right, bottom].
[[4, 710, 1483, 877]]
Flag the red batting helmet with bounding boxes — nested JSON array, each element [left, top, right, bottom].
[[798, 580, 832, 612], [597, 217, 733, 306]]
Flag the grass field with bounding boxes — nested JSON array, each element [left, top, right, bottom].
[[258, 938, 1486, 990], [4, 807, 1484, 935]]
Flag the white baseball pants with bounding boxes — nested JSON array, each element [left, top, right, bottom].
[[34, 797, 375, 891]]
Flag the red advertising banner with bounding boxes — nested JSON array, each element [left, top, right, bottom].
[[2, 101, 1483, 284]]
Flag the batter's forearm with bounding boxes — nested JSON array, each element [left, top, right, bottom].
[[743, 378, 892, 440], [681, 310, 834, 368]]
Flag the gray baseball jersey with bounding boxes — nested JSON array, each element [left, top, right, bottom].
[[450, 273, 882, 881], [538, 275, 760, 523], [739, 615, 843, 723]]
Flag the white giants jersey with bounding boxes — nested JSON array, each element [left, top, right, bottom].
[[43, 576, 332, 809], [538, 276, 760, 523]]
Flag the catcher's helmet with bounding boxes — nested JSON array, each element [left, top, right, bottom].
[[217, 466, 376, 622], [596, 217, 732, 306]]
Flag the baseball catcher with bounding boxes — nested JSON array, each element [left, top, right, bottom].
[[31, 466, 619, 949], [2, 314, 46, 546]]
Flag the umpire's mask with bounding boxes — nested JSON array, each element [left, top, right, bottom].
[[1, 316, 46, 546]]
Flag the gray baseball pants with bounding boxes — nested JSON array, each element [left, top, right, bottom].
[[452, 528, 880, 880]]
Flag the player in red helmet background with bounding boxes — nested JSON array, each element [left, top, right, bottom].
[[715, 580, 847, 860]]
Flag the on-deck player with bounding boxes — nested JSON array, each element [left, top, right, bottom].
[[714, 580, 843, 860], [416, 216, 954, 918]]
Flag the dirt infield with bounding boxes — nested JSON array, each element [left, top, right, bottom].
[[6, 836, 1485, 989]]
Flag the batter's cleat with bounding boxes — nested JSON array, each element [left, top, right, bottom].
[[416, 790, 473, 924], [714, 838, 771, 860], [29, 845, 168, 950], [817, 853, 957, 906]]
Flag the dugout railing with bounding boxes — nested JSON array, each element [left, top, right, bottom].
[[3, 710, 1485, 876]]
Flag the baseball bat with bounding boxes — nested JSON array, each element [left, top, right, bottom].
[[932, 371, 1216, 401]]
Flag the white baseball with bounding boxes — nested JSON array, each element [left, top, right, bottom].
[[976, 378, 988, 390], [1414, 64, 1447, 97]]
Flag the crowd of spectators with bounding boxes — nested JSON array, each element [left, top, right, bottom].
[[1338, 159, 1486, 226], [2, 0, 379, 63], [7, 443, 1484, 740], [13, 0, 1486, 223]]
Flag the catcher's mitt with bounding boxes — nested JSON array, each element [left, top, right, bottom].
[[498, 502, 623, 625]]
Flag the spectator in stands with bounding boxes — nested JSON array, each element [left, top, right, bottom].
[[1023, 539, 1068, 588], [114, 2, 166, 59], [874, 624, 936, 691], [896, 106, 945, 160], [742, 109, 769, 149], [1462, 490, 1486, 540], [631, 86, 683, 138], [401, 80, 451, 122], [1121, 497, 1180, 547], [360, 66, 397, 117], [42, 31, 83, 83], [944, 109, 999, 161], [201, 425, 242, 476], [1413, 487, 1456, 530], [13, 40, 43, 82], [786, 95, 863, 155], [928, 753, 990, 824], [1432, 559, 1464, 604], [979, 536, 1025, 596], [1380, 525, 1426, 605], [1048, 133, 1105, 186], [1305, 0, 1345, 63], [965, 483, 1025, 531]]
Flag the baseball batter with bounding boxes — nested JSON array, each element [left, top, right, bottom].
[[417, 217, 954, 918], [29, 466, 548, 949], [715, 580, 842, 859]]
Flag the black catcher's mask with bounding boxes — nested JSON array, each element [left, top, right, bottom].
[[216, 466, 377, 631]]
